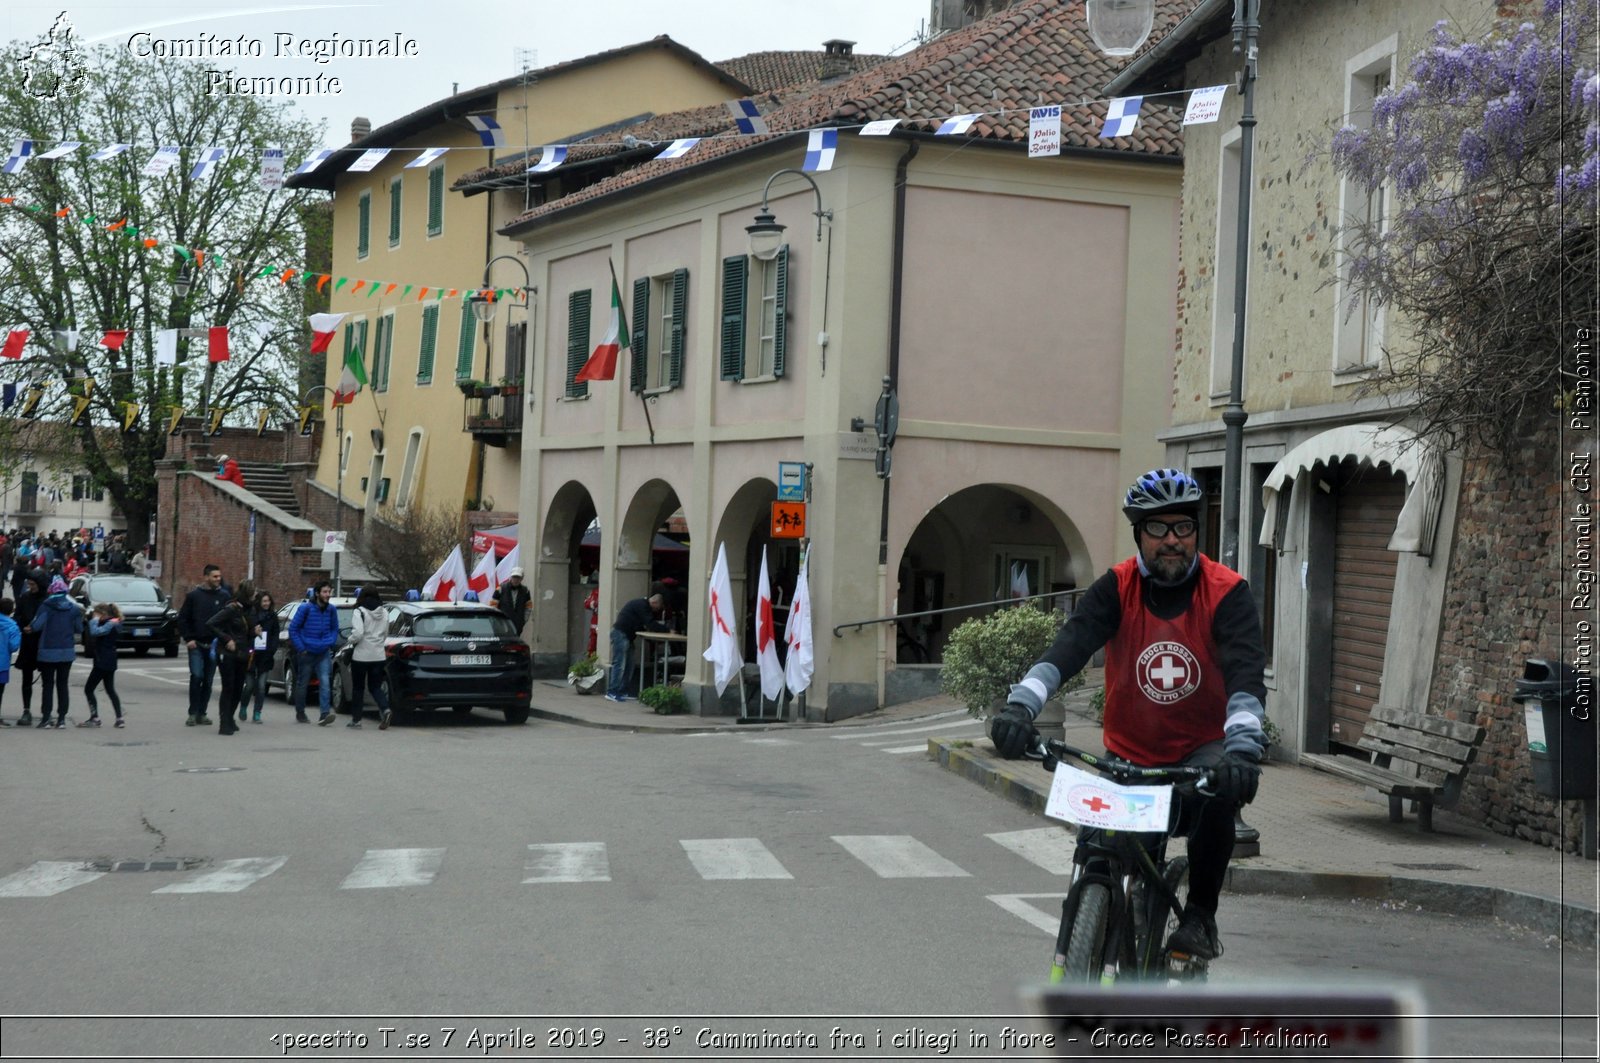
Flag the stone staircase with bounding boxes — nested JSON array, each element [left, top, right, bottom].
[[235, 462, 300, 517]]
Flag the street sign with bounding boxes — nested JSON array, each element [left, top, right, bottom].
[[92, 525, 105, 540], [322, 530, 347, 553], [777, 461, 807, 501], [771, 501, 806, 539]]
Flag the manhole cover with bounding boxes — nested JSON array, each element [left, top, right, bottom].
[[1391, 862, 1474, 871], [252, 748, 319, 753], [101, 741, 154, 747], [174, 766, 245, 773], [83, 858, 205, 873]]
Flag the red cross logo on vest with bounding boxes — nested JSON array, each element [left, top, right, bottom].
[[1136, 640, 1201, 704]]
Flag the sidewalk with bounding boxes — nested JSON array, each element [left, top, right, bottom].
[[527, 678, 1599, 944]]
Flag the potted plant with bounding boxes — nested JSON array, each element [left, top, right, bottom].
[[639, 683, 688, 715], [939, 603, 1081, 722], [566, 652, 603, 695], [456, 377, 486, 396], [498, 377, 522, 397]]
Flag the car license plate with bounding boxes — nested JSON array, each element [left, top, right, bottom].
[[134, 628, 151, 638], [450, 654, 491, 666]]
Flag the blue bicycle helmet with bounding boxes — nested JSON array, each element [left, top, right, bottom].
[[1123, 467, 1204, 523], [404, 589, 421, 601]]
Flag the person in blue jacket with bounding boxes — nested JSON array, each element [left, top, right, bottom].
[[29, 576, 84, 728], [288, 579, 341, 725], [0, 597, 22, 726], [80, 602, 124, 728]]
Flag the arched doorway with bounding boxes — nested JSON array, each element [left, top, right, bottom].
[[534, 481, 596, 673]]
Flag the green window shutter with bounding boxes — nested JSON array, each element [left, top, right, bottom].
[[380, 317, 392, 390], [719, 254, 747, 380], [417, 304, 439, 383], [366, 318, 380, 388], [629, 277, 649, 393], [427, 166, 443, 236], [565, 288, 592, 399], [388, 177, 402, 246], [772, 244, 789, 379], [357, 192, 370, 258], [455, 304, 476, 380], [669, 267, 689, 389]]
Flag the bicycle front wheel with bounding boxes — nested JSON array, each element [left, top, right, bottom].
[[1053, 883, 1111, 982]]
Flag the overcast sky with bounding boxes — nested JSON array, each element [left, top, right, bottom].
[[7, 1, 934, 142]]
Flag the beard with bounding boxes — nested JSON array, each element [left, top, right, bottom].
[[1146, 548, 1193, 583]]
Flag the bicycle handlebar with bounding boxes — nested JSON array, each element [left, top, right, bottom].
[[1026, 735, 1216, 795]]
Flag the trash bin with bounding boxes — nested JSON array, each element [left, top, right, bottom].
[[1513, 658, 1597, 800]]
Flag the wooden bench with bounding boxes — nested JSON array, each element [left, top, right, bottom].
[[1299, 705, 1486, 832]]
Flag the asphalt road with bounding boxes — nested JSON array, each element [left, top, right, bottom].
[[0, 659, 1593, 1061]]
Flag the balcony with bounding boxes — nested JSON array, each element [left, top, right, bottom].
[[461, 381, 524, 448]]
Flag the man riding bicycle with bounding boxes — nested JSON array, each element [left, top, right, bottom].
[[989, 467, 1268, 961]]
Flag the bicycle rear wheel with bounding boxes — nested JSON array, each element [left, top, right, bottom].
[[1052, 883, 1110, 982]]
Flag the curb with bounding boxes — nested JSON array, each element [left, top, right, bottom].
[[930, 738, 1598, 945]]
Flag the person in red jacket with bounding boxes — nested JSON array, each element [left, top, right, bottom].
[[989, 468, 1268, 962], [215, 454, 246, 489]]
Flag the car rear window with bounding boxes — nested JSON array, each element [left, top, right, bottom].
[[88, 579, 162, 603], [412, 612, 517, 639]]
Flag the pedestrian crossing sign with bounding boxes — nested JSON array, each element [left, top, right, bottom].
[[771, 501, 806, 539]]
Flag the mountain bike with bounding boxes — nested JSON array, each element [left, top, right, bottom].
[[1029, 736, 1216, 984]]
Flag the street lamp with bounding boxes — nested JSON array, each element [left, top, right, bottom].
[[1085, 0, 1156, 56], [745, 168, 830, 261]]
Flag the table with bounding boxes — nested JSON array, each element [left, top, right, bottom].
[[635, 631, 687, 691]]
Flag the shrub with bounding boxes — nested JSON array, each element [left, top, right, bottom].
[[567, 653, 599, 678], [940, 604, 1078, 715], [639, 684, 688, 715]]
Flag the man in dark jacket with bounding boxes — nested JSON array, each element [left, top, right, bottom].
[[494, 567, 532, 634], [178, 564, 230, 727], [605, 593, 665, 703], [289, 580, 341, 724]]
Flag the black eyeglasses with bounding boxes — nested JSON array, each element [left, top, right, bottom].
[[1140, 518, 1198, 539]]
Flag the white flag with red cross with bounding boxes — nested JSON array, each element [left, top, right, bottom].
[[702, 542, 742, 695], [755, 546, 784, 701], [423, 546, 468, 602]]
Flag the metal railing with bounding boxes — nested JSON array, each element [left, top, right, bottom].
[[832, 587, 1085, 638], [462, 384, 525, 437]]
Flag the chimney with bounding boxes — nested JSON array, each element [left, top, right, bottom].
[[350, 116, 371, 143], [821, 39, 855, 80]]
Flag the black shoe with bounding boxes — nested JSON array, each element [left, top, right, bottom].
[[184, 716, 198, 727], [0, 716, 11, 727], [295, 713, 310, 724], [1165, 907, 1221, 961], [37, 715, 52, 729], [346, 720, 362, 729], [379, 709, 391, 731], [198, 716, 214, 726], [77, 716, 101, 728], [318, 713, 335, 726], [16, 711, 31, 727]]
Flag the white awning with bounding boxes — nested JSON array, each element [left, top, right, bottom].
[[1258, 423, 1445, 556]]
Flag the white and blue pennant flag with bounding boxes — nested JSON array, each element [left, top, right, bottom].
[[527, 145, 567, 173], [260, 147, 285, 189], [1028, 105, 1062, 158], [3, 140, 35, 174], [1100, 96, 1144, 138], [935, 113, 981, 136], [141, 145, 181, 177], [88, 144, 131, 162], [347, 148, 390, 173], [801, 129, 837, 172], [1182, 85, 1228, 125], [38, 142, 81, 160], [189, 146, 227, 179], [654, 138, 700, 160], [466, 115, 504, 148], [404, 147, 449, 169], [726, 98, 768, 135], [291, 148, 335, 176]]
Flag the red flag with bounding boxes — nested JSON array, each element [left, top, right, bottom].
[[574, 268, 628, 383], [207, 326, 230, 362], [101, 329, 129, 350], [1, 328, 28, 360]]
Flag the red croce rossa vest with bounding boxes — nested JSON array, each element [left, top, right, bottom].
[[1103, 554, 1243, 765]]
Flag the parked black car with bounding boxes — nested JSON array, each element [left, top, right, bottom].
[[262, 597, 357, 700], [67, 574, 180, 656], [330, 601, 532, 725]]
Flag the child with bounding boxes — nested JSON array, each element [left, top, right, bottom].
[[0, 598, 20, 726], [82, 601, 124, 728]]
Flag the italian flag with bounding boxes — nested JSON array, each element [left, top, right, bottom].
[[332, 344, 367, 407], [574, 270, 628, 383]]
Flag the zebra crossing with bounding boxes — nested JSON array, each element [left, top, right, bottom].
[[825, 709, 988, 754], [0, 827, 1076, 898]]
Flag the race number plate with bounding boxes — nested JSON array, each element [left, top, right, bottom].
[[1045, 764, 1172, 831], [450, 654, 491, 666]]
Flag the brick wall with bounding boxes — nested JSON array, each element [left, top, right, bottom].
[[1431, 427, 1586, 852]]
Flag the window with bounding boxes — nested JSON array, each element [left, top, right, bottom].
[[71, 475, 103, 502], [396, 428, 424, 512], [719, 249, 788, 381], [357, 190, 371, 259], [417, 303, 440, 385], [455, 304, 477, 380], [503, 320, 527, 383], [629, 269, 689, 392], [20, 471, 37, 512], [1335, 40, 1396, 374], [370, 312, 394, 392], [427, 164, 444, 237], [366, 453, 385, 510], [388, 176, 402, 248], [1249, 461, 1278, 657], [1210, 130, 1246, 400], [564, 288, 592, 399]]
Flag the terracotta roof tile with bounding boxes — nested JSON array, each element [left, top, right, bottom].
[[496, 0, 1185, 232], [715, 49, 891, 92]]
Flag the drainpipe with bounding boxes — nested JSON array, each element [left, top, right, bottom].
[[875, 139, 919, 712]]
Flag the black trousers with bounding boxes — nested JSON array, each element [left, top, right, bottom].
[[84, 667, 122, 717], [217, 655, 248, 732], [37, 661, 71, 720]]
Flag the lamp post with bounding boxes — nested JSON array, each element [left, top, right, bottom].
[[745, 168, 831, 261], [302, 384, 343, 594], [1085, 0, 1262, 855], [469, 254, 532, 512]]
